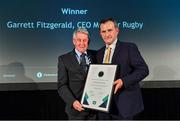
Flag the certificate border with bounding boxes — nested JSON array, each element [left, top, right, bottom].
[[81, 64, 118, 112]]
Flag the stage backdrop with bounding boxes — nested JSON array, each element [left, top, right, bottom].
[[0, 0, 180, 89]]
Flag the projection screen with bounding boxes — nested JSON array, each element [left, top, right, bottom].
[[0, 0, 180, 90]]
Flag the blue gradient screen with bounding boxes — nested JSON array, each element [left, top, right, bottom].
[[0, 0, 180, 84]]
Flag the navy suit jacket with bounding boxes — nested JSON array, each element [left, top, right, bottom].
[[97, 41, 149, 117]]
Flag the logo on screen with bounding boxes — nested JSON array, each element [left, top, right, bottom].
[[36, 72, 43, 78]]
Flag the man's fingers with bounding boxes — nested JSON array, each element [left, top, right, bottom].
[[114, 80, 118, 85], [77, 106, 84, 111], [74, 101, 84, 111], [113, 79, 123, 94], [114, 85, 119, 94], [114, 80, 120, 94], [76, 106, 84, 112]]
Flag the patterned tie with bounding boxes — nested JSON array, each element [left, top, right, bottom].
[[80, 53, 87, 72], [104, 47, 111, 63]]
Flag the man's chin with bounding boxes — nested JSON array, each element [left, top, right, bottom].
[[106, 42, 113, 45], [78, 49, 86, 53], [104, 40, 112, 44]]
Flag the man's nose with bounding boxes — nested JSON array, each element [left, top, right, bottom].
[[104, 32, 109, 37], [80, 41, 85, 46], [80, 40, 83, 44]]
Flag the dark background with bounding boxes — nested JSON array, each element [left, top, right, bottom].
[[0, 88, 180, 120]]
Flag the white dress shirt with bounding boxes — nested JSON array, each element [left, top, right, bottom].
[[103, 39, 118, 63]]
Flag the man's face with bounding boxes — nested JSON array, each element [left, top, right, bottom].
[[100, 21, 119, 45], [73, 32, 89, 53]]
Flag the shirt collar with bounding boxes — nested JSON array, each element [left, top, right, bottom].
[[75, 49, 87, 57], [106, 38, 118, 48]]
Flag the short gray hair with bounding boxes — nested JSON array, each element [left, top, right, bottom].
[[73, 28, 90, 39]]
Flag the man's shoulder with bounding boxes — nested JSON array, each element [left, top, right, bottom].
[[97, 46, 105, 52], [118, 41, 136, 46], [58, 50, 73, 60], [117, 41, 140, 54], [87, 49, 97, 55], [116, 41, 138, 50]]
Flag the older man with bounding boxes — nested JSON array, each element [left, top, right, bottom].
[[57, 28, 96, 120]]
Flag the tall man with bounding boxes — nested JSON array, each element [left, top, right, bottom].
[[57, 28, 96, 120], [97, 18, 149, 120]]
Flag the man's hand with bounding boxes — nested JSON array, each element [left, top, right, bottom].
[[72, 100, 84, 112], [114, 79, 123, 94]]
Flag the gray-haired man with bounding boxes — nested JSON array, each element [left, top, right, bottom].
[[57, 28, 97, 120]]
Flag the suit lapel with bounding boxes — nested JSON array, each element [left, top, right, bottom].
[[112, 41, 121, 63], [70, 50, 85, 74], [87, 50, 92, 64], [70, 50, 80, 65], [97, 46, 106, 63], [87, 50, 96, 64]]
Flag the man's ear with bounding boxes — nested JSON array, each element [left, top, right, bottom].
[[116, 28, 119, 33]]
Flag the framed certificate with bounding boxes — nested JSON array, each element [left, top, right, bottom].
[[81, 64, 117, 112]]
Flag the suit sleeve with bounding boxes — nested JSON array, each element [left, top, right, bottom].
[[57, 56, 76, 106], [121, 43, 149, 88]]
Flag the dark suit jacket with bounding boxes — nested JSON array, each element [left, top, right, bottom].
[[97, 41, 149, 118], [57, 49, 96, 116]]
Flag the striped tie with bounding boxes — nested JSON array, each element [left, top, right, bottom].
[[80, 53, 87, 72]]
